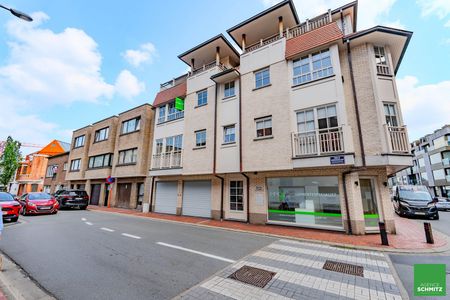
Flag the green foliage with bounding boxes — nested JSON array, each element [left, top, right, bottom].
[[0, 136, 22, 189]]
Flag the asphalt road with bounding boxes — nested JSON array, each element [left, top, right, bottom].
[[389, 211, 450, 300], [0, 210, 275, 300]]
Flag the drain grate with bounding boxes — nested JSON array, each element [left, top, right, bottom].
[[323, 260, 364, 277], [229, 265, 276, 288]]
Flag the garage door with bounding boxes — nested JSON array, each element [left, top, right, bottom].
[[182, 181, 211, 218], [154, 181, 178, 214]]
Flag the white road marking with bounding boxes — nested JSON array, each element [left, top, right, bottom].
[[85, 222, 93, 226], [121, 233, 141, 239], [156, 242, 236, 263], [81, 218, 87, 221], [100, 227, 115, 232]]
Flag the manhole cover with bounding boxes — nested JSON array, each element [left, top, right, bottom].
[[229, 265, 276, 288], [323, 260, 364, 277]]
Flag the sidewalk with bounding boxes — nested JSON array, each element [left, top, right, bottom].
[[89, 206, 448, 252]]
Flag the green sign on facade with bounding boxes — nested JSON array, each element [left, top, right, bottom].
[[414, 264, 446, 296], [175, 97, 184, 111]]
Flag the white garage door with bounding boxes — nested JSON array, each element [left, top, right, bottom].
[[182, 181, 211, 218], [154, 181, 177, 214]]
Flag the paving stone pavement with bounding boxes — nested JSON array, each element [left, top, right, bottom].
[[175, 239, 403, 300]]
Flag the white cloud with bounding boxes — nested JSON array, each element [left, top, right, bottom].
[[417, 0, 450, 19], [397, 76, 450, 140], [262, 0, 400, 30], [122, 42, 157, 67], [0, 12, 146, 147], [115, 70, 145, 99], [445, 19, 450, 27]]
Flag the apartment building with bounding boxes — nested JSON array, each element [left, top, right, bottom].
[[393, 125, 450, 197], [66, 104, 154, 209], [13, 140, 70, 196], [149, 0, 412, 234], [43, 151, 69, 194]]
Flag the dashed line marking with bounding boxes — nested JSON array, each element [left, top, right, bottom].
[[156, 242, 236, 263], [121, 233, 141, 239], [85, 222, 93, 226], [100, 227, 115, 232], [81, 218, 87, 221]]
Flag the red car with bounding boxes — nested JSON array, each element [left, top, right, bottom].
[[1, 192, 21, 222], [18, 192, 60, 215]]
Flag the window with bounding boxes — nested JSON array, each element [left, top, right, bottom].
[[70, 159, 81, 171], [121, 117, 141, 134], [293, 49, 333, 85], [165, 135, 183, 153], [118, 148, 138, 165], [224, 125, 236, 144], [374, 46, 390, 75], [167, 102, 184, 121], [46, 165, 57, 178], [88, 153, 113, 169], [155, 139, 163, 154], [317, 105, 338, 131], [137, 183, 144, 206], [63, 163, 68, 171], [255, 68, 270, 89], [230, 181, 244, 211], [74, 135, 85, 148], [197, 90, 208, 106], [158, 106, 166, 124], [195, 130, 207, 147], [384, 103, 398, 127], [224, 81, 235, 98], [94, 127, 109, 142], [256, 117, 272, 137], [21, 166, 28, 174]]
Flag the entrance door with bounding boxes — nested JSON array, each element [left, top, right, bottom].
[[90, 184, 101, 205], [117, 183, 132, 208], [360, 178, 379, 229]]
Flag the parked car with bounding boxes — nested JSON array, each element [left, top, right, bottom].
[[436, 197, 450, 211], [0, 192, 21, 222], [18, 192, 59, 215], [55, 189, 89, 210], [392, 185, 439, 220]]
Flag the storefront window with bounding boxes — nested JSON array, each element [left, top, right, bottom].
[[267, 176, 342, 229]]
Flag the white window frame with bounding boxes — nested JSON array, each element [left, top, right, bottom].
[[195, 130, 207, 147], [383, 103, 399, 127], [374, 45, 390, 75], [224, 81, 235, 98], [197, 90, 208, 106], [157, 106, 166, 124], [255, 116, 272, 138], [293, 49, 333, 86], [254, 68, 270, 89], [63, 163, 68, 171], [223, 125, 236, 144], [230, 180, 244, 211]]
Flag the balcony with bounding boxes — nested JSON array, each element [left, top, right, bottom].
[[385, 125, 410, 153], [292, 127, 344, 157], [151, 151, 182, 169], [244, 12, 331, 54], [189, 61, 227, 77]]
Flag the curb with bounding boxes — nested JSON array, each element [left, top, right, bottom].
[[88, 208, 450, 254], [0, 252, 55, 300]]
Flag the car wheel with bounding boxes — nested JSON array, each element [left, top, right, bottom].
[[80, 205, 87, 210]]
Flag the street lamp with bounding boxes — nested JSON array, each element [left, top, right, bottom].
[[0, 4, 32, 22]]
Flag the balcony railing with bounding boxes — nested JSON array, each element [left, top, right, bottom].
[[189, 61, 227, 77], [376, 64, 391, 76], [385, 125, 409, 153], [152, 151, 182, 169], [292, 127, 344, 157], [244, 11, 332, 53]]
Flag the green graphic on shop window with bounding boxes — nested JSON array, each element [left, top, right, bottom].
[[268, 209, 379, 219], [414, 264, 446, 296]]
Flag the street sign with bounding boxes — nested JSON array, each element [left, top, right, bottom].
[[106, 176, 115, 184], [330, 155, 345, 165]]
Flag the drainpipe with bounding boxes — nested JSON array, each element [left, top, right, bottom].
[[212, 80, 225, 220], [148, 176, 155, 212], [236, 71, 250, 223]]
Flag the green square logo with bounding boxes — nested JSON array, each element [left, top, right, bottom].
[[414, 264, 446, 296]]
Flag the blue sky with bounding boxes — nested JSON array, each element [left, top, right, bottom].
[[0, 0, 449, 152]]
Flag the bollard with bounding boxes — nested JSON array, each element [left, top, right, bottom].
[[424, 222, 434, 244], [379, 222, 389, 246]]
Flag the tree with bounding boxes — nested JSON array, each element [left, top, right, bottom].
[[0, 136, 21, 191]]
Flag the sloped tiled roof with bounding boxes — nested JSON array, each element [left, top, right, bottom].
[[58, 141, 71, 152], [152, 81, 187, 107], [285, 22, 343, 60]]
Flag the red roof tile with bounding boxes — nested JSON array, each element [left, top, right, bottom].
[[285, 22, 343, 60], [152, 81, 187, 107]]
